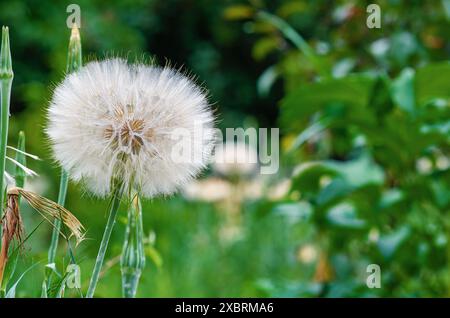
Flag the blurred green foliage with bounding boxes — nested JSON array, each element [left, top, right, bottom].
[[0, 0, 449, 297]]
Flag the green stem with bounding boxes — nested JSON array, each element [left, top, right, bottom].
[[14, 131, 26, 190], [120, 193, 145, 298], [86, 184, 124, 298], [47, 170, 68, 264], [44, 24, 82, 297], [0, 26, 13, 223], [0, 82, 11, 206], [47, 24, 82, 266]]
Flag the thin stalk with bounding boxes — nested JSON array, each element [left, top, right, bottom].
[[86, 183, 124, 298], [47, 171, 68, 264], [43, 25, 82, 298], [120, 193, 145, 298], [0, 26, 14, 228], [47, 24, 82, 266], [14, 131, 26, 189]]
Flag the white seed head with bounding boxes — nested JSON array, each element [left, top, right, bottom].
[[47, 59, 215, 198]]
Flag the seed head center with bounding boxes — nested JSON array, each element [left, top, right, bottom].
[[105, 118, 148, 155]]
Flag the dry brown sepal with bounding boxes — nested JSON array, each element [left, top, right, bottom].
[[9, 187, 85, 244], [0, 191, 24, 286], [0, 187, 85, 286]]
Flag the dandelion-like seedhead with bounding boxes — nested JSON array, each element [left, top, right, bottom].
[[47, 59, 215, 198]]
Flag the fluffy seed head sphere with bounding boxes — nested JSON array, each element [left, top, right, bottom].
[[47, 59, 215, 198]]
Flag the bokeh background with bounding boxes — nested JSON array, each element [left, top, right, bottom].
[[0, 0, 449, 297]]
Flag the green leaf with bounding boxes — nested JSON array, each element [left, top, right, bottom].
[[1, 221, 44, 292], [281, 75, 375, 131], [291, 162, 338, 196], [415, 62, 450, 107], [389, 32, 418, 64], [288, 117, 331, 152], [326, 202, 366, 229], [317, 178, 352, 206], [332, 58, 356, 78], [431, 180, 450, 208], [252, 37, 280, 61], [326, 154, 385, 188], [379, 189, 404, 209], [293, 154, 384, 206], [257, 65, 279, 97], [223, 5, 255, 20], [391, 68, 415, 114], [377, 226, 411, 259], [257, 11, 329, 77], [0, 246, 19, 292], [443, 0, 450, 19], [272, 201, 313, 223], [368, 75, 394, 120], [277, 1, 307, 17], [5, 263, 38, 298]]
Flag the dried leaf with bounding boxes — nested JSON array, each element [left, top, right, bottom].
[[9, 188, 85, 245]]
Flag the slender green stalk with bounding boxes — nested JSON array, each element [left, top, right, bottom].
[[86, 183, 124, 298], [42, 25, 82, 298], [47, 24, 82, 266], [257, 11, 329, 77], [47, 171, 68, 264], [14, 131, 26, 189], [0, 26, 14, 225], [120, 193, 145, 298]]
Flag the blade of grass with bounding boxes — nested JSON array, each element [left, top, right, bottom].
[[0, 26, 14, 239], [14, 131, 26, 189], [7, 146, 41, 160], [0, 220, 45, 294], [5, 262, 40, 298]]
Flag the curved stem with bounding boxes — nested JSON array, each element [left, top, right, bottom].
[[120, 193, 145, 298], [47, 170, 68, 264], [47, 24, 82, 265], [86, 184, 124, 298], [44, 25, 82, 297]]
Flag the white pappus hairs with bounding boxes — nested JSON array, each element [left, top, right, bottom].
[[46, 58, 215, 198]]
